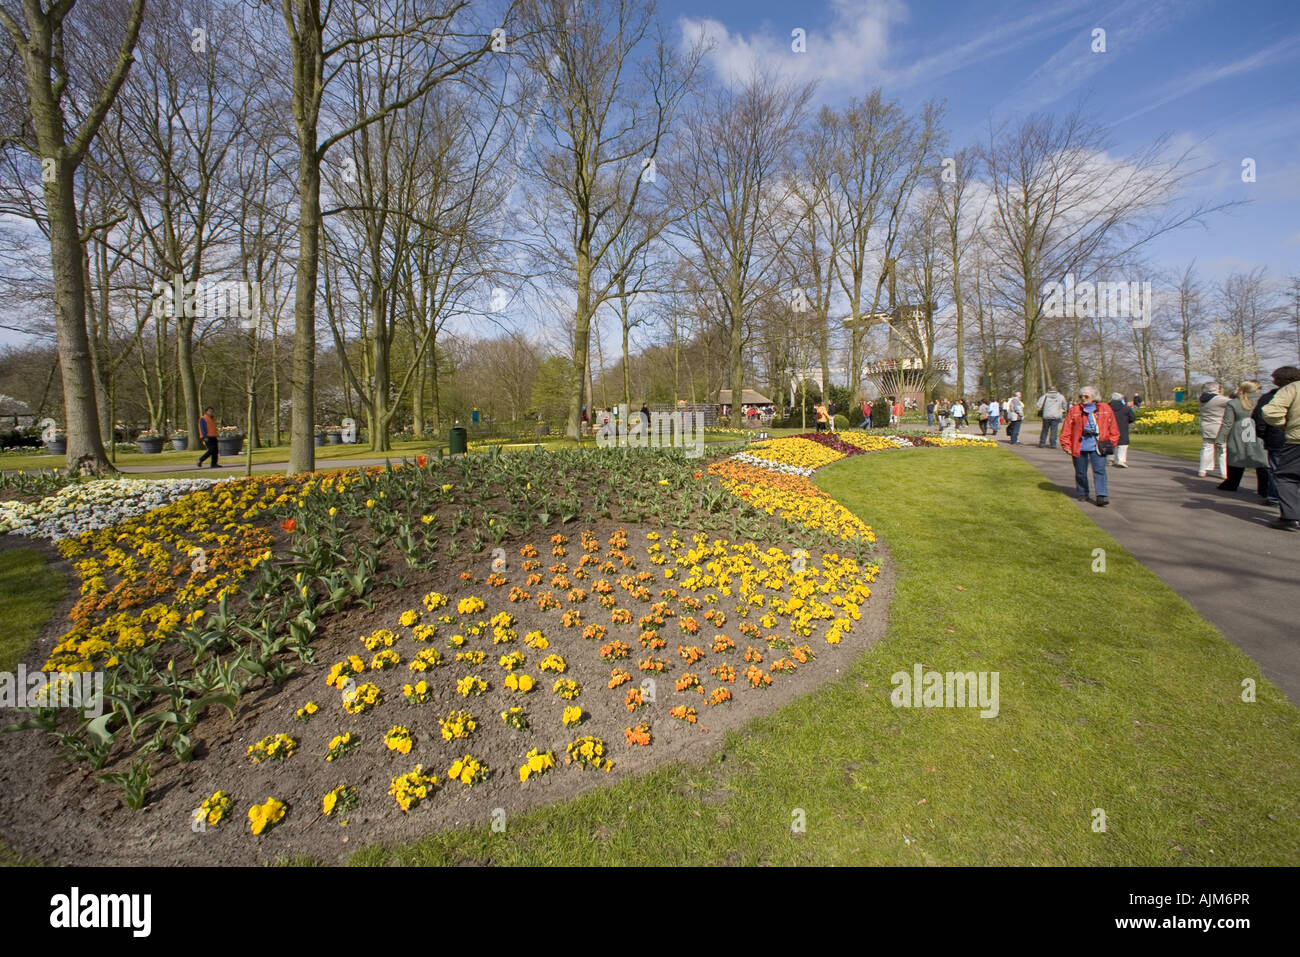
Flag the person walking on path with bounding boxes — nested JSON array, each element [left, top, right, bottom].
[[814, 402, 829, 433], [1252, 367, 1300, 505], [1060, 386, 1120, 506], [926, 400, 935, 427], [949, 398, 966, 431], [1261, 370, 1300, 530], [859, 398, 872, 429], [1198, 382, 1230, 478], [1108, 393, 1136, 467], [196, 406, 220, 469], [1006, 391, 1025, 444], [977, 400, 990, 435], [1215, 381, 1270, 497], [1036, 386, 1067, 448]]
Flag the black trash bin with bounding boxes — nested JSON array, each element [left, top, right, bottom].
[[449, 426, 468, 456]]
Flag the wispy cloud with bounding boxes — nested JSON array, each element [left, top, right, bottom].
[[1115, 34, 1300, 126], [994, 0, 1198, 115]]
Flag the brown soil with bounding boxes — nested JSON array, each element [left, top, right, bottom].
[[0, 519, 893, 866]]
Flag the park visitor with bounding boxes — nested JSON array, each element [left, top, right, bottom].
[[1252, 367, 1299, 506], [1108, 393, 1135, 467], [1006, 391, 1025, 444], [949, 399, 966, 430], [977, 400, 990, 434], [1198, 382, 1230, 478], [926, 400, 935, 427], [814, 403, 828, 433], [1215, 381, 1269, 497], [988, 398, 1001, 434], [1060, 386, 1120, 507], [1036, 386, 1067, 448], [1261, 367, 1300, 531], [196, 406, 219, 469]]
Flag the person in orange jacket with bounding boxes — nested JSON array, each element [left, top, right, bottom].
[[197, 406, 220, 468], [1059, 386, 1120, 506]]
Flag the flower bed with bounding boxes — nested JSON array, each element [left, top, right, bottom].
[[0, 478, 218, 539], [0, 437, 998, 862], [1132, 409, 1197, 434]]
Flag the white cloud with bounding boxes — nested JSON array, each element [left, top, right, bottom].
[[679, 0, 903, 92]]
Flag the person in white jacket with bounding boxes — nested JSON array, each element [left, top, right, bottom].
[[950, 399, 966, 431], [1198, 383, 1230, 478]]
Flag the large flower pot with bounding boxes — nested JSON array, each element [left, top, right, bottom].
[[139, 438, 165, 454], [170, 436, 188, 451], [218, 435, 244, 456], [314, 432, 327, 447], [46, 439, 66, 455], [327, 432, 343, 444]]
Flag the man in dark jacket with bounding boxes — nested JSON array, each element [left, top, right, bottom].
[[1108, 393, 1136, 467], [1254, 366, 1300, 509]]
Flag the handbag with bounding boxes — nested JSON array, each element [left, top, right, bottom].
[[1097, 439, 1115, 456]]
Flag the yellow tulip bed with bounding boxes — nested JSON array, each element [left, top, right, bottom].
[[744, 436, 848, 470], [1132, 408, 1197, 434]]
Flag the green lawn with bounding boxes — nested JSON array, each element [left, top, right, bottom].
[[349, 448, 1299, 865], [0, 548, 64, 672], [1128, 433, 1201, 461], [0, 547, 65, 866]]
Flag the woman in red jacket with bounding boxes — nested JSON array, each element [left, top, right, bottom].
[[1059, 386, 1120, 506]]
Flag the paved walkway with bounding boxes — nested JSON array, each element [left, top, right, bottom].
[[994, 423, 1298, 704]]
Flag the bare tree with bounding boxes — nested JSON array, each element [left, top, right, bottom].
[[981, 106, 1232, 411], [0, 0, 146, 467], [934, 146, 978, 398], [672, 69, 810, 424], [279, 0, 499, 471], [824, 92, 941, 397], [516, 0, 699, 438]]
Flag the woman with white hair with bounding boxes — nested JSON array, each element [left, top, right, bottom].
[[1060, 386, 1121, 506]]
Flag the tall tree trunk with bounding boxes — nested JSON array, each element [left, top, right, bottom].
[[177, 315, 199, 443], [567, 243, 593, 438], [289, 145, 320, 472], [46, 164, 108, 466]]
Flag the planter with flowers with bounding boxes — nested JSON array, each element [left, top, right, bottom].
[[217, 426, 244, 456], [45, 429, 66, 455], [169, 430, 188, 451], [137, 430, 165, 454], [314, 427, 327, 447], [326, 426, 343, 445]]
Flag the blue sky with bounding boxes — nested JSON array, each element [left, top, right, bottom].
[[662, 0, 1300, 285]]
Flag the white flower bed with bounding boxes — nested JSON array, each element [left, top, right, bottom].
[[0, 477, 219, 541], [730, 452, 816, 477]]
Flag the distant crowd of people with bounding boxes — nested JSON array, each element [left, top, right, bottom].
[[930, 393, 1028, 443]]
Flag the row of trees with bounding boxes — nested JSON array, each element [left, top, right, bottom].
[[2, 0, 1293, 470]]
